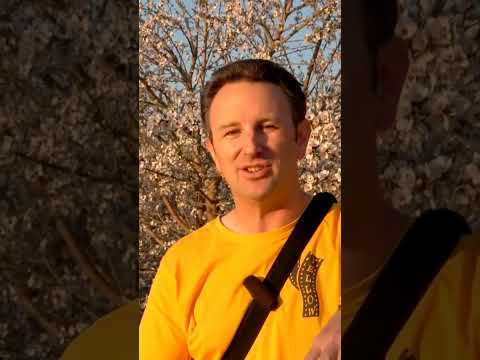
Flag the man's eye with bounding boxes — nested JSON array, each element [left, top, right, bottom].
[[225, 129, 239, 136], [263, 124, 276, 129]]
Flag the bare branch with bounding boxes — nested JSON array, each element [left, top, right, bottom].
[[258, 21, 275, 46], [55, 219, 124, 306], [143, 166, 197, 183], [11, 285, 59, 343], [160, 194, 193, 233], [15, 152, 136, 192], [140, 76, 169, 108], [283, 8, 328, 42], [303, 39, 322, 93], [143, 226, 166, 246], [286, 3, 307, 18]]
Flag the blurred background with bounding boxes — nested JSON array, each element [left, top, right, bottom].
[[1, 1, 138, 358]]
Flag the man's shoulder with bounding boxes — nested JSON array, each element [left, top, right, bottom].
[[161, 217, 220, 265], [325, 202, 341, 224], [316, 202, 341, 249]]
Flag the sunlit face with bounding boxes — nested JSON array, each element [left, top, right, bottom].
[[206, 81, 310, 203]]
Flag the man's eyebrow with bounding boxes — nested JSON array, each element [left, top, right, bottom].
[[258, 117, 278, 123], [217, 122, 240, 131], [216, 117, 279, 131]]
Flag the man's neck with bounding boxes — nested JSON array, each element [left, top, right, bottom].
[[222, 190, 312, 234]]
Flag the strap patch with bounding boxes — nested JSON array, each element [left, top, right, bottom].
[[290, 251, 324, 317]]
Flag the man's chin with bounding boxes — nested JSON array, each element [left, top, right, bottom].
[[235, 186, 276, 202]]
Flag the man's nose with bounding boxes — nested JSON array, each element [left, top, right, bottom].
[[242, 129, 266, 155]]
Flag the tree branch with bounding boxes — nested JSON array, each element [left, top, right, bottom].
[[140, 77, 168, 108], [11, 285, 60, 343], [55, 219, 124, 306], [143, 166, 197, 183], [303, 39, 322, 93], [160, 194, 193, 233], [143, 226, 165, 246], [15, 152, 136, 192]]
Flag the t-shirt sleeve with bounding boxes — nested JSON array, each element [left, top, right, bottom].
[[140, 255, 190, 360]]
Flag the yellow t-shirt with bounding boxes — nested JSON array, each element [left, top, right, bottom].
[[140, 204, 341, 360], [342, 232, 480, 360]]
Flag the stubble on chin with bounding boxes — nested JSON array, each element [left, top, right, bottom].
[[232, 176, 280, 203]]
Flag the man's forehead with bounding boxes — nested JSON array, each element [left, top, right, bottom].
[[214, 80, 286, 97], [210, 82, 289, 111]]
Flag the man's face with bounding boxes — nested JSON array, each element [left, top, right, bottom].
[[206, 81, 309, 203]]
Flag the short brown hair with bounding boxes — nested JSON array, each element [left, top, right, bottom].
[[200, 59, 306, 138]]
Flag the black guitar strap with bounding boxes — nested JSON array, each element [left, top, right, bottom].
[[342, 209, 471, 359], [221, 192, 337, 360]]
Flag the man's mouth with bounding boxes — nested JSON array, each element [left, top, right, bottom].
[[240, 164, 272, 178], [245, 166, 264, 173]]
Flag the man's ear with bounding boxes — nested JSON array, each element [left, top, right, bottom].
[[375, 36, 410, 131], [296, 119, 311, 160]]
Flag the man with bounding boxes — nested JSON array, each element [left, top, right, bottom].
[[339, 0, 480, 359], [140, 59, 341, 359]]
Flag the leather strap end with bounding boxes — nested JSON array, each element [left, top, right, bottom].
[[243, 276, 278, 311]]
